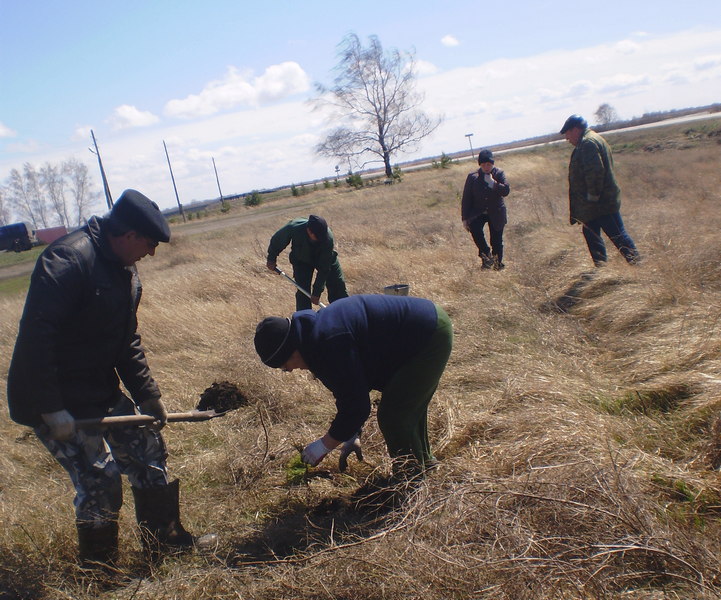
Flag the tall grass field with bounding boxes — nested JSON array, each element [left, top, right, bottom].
[[2, 117, 721, 599]]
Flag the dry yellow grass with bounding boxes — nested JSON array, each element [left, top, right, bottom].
[[2, 117, 721, 598]]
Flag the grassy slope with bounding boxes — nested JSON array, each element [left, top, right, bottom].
[[1, 118, 721, 599]]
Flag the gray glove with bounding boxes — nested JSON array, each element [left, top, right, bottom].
[[41, 409, 75, 441], [139, 397, 168, 429], [338, 433, 363, 473]]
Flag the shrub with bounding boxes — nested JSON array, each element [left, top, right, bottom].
[[346, 173, 364, 189], [245, 190, 262, 207], [291, 184, 300, 197], [220, 200, 231, 213]]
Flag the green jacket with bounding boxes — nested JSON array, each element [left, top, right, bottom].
[[568, 129, 621, 224], [267, 218, 338, 296]]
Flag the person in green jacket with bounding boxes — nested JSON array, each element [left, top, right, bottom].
[[561, 115, 640, 267], [266, 214, 349, 310]]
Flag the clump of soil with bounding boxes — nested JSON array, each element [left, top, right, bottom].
[[196, 381, 249, 413]]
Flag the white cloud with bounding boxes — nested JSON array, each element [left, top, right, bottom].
[[614, 40, 640, 54], [108, 105, 160, 130], [598, 73, 651, 94], [0, 122, 16, 138], [73, 125, 93, 141], [695, 55, 721, 70], [441, 35, 460, 47], [164, 62, 311, 119], [415, 59, 439, 76]]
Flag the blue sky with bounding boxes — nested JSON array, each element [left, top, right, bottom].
[[1, 0, 720, 211]]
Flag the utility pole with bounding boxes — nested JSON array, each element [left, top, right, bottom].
[[90, 130, 113, 209], [163, 141, 186, 223], [212, 157, 224, 204], [465, 133, 475, 160]]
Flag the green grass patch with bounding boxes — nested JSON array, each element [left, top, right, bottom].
[[597, 385, 693, 416], [0, 246, 42, 267], [0, 275, 30, 297]]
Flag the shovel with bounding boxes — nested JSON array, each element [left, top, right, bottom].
[[273, 266, 326, 308], [74, 381, 248, 429], [74, 409, 227, 429]]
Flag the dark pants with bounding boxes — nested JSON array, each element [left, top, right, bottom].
[[377, 304, 453, 471], [292, 258, 348, 310], [469, 215, 504, 263], [581, 212, 639, 266]]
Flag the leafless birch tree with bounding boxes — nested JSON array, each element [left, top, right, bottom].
[[313, 34, 441, 179]]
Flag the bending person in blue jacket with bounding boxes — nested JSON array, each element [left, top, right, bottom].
[[254, 294, 453, 476]]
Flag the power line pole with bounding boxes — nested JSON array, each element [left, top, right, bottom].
[[163, 140, 186, 223], [212, 157, 224, 204], [465, 133, 475, 160], [90, 130, 113, 209]]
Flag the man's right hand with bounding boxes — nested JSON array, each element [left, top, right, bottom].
[[41, 409, 76, 441], [266, 260, 277, 271]]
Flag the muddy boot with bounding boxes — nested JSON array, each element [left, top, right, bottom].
[[77, 521, 119, 570], [492, 254, 505, 270], [480, 254, 494, 269], [132, 479, 218, 559]]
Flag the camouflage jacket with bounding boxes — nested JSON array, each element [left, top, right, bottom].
[[568, 129, 621, 224]]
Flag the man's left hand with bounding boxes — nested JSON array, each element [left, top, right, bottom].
[[139, 397, 168, 429], [338, 434, 363, 472]]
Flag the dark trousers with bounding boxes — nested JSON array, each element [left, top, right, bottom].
[[292, 258, 348, 310], [582, 212, 639, 266], [377, 304, 453, 470], [469, 215, 504, 262]]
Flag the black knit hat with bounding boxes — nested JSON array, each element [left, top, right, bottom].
[[307, 214, 328, 242], [560, 114, 588, 134], [109, 189, 171, 243], [254, 317, 296, 368], [477, 149, 494, 165]]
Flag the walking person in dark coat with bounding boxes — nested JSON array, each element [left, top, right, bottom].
[[6, 190, 215, 569], [560, 114, 640, 267], [266, 214, 349, 310], [461, 149, 511, 270], [254, 294, 453, 476]]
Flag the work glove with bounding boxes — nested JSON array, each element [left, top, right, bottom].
[[139, 397, 168, 429], [338, 433, 363, 473], [41, 409, 75, 441], [301, 437, 332, 467], [483, 173, 496, 188]]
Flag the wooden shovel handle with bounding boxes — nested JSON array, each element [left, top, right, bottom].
[[75, 410, 224, 428]]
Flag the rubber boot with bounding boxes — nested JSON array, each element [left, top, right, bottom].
[[77, 521, 119, 570], [132, 479, 218, 559]]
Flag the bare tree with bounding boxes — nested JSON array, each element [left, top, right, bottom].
[[40, 162, 71, 227], [64, 158, 99, 226], [7, 167, 39, 228], [313, 34, 441, 179], [594, 103, 619, 125], [0, 187, 10, 226], [24, 163, 51, 228]]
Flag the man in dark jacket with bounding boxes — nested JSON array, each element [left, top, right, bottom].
[[561, 114, 640, 266], [266, 214, 348, 310], [254, 295, 453, 476], [461, 149, 511, 270], [7, 189, 215, 568]]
